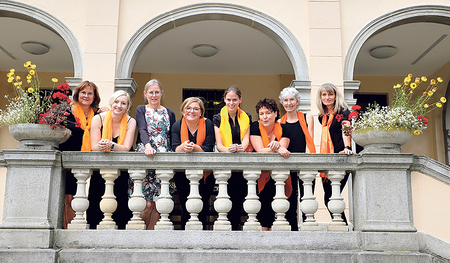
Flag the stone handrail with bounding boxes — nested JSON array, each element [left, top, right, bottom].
[[412, 155, 450, 186]]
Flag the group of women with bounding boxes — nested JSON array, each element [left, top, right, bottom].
[[61, 79, 353, 231]]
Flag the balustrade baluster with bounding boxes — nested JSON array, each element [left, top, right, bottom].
[[242, 170, 262, 231], [298, 170, 321, 231], [155, 169, 175, 230], [271, 170, 291, 231], [97, 169, 119, 229], [126, 169, 147, 230], [327, 170, 348, 231], [213, 170, 232, 230], [67, 168, 92, 230], [185, 169, 204, 230]]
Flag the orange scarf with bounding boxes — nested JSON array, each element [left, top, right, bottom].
[[180, 117, 210, 181], [280, 111, 316, 153], [320, 113, 334, 180], [73, 103, 95, 151], [101, 110, 127, 152], [257, 122, 292, 198]]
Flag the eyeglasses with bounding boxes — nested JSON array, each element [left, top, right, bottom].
[[146, 91, 160, 96], [185, 106, 201, 112], [80, 91, 94, 97]]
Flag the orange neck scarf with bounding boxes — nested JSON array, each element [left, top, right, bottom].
[[280, 111, 316, 153], [181, 117, 210, 181], [320, 113, 334, 180], [181, 117, 206, 145], [257, 122, 292, 198], [101, 111, 127, 151], [73, 103, 95, 152]]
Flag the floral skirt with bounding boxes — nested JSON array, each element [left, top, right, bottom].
[[128, 171, 174, 202]]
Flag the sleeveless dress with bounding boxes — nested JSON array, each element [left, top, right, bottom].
[[128, 107, 174, 201]]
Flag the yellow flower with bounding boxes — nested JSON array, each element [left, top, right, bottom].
[[27, 87, 34, 93], [7, 77, 14, 83], [415, 77, 420, 84], [15, 76, 21, 81], [13, 82, 19, 86], [29, 70, 35, 75], [408, 73, 412, 78], [404, 77, 411, 84], [437, 103, 442, 108], [10, 68, 15, 73], [437, 77, 443, 83], [424, 104, 429, 108], [26, 75, 31, 80], [31, 64, 36, 69], [421, 76, 427, 82], [428, 91, 433, 96], [441, 97, 447, 103], [430, 79, 436, 85], [410, 83, 417, 89], [52, 78, 58, 83], [7, 72, 13, 78], [23, 61, 31, 67], [18, 81, 22, 86], [414, 130, 420, 135], [27, 79, 31, 84], [394, 84, 401, 89]]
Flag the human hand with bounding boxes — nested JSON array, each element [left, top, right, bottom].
[[98, 139, 112, 152], [97, 106, 110, 113], [235, 144, 244, 152], [268, 141, 280, 152], [278, 147, 290, 158], [228, 144, 237, 152], [182, 140, 195, 152], [339, 148, 354, 155], [144, 147, 156, 157]]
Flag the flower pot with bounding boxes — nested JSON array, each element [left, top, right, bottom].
[[9, 123, 71, 150], [352, 129, 413, 153]]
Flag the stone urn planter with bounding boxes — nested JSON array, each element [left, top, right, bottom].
[[9, 123, 71, 150], [352, 129, 413, 153]]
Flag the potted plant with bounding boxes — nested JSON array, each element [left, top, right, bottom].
[[0, 61, 75, 150], [350, 74, 447, 153]]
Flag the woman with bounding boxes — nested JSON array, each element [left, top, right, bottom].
[[88, 90, 137, 229], [172, 97, 215, 229], [250, 98, 290, 231], [213, 85, 252, 230], [279, 87, 315, 230], [131, 79, 176, 230], [316, 83, 353, 224], [59, 80, 106, 229]]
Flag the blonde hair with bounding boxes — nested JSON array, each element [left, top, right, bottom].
[[180, 97, 205, 117], [143, 79, 163, 104], [109, 90, 132, 112], [316, 83, 348, 116]]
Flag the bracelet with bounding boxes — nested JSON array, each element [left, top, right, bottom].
[[110, 142, 115, 150], [345, 146, 351, 150]]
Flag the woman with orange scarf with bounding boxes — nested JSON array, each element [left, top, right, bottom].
[[88, 90, 137, 229], [213, 85, 252, 230], [59, 80, 107, 229], [317, 83, 353, 224], [172, 97, 215, 229], [250, 98, 290, 231], [279, 87, 315, 230]]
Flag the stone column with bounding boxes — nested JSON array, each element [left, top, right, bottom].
[[271, 170, 291, 231], [242, 170, 262, 231], [155, 169, 175, 230], [327, 170, 348, 231], [353, 153, 416, 232], [298, 170, 320, 231], [68, 168, 92, 230], [126, 169, 147, 230], [213, 170, 232, 231], [0, 150, 64, 248], [185, 169, 204, 230], [97, 169, 119, 230]]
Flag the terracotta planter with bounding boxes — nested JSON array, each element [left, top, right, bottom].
[[9, 123, 71, 150], [352, 129, 413, 153]]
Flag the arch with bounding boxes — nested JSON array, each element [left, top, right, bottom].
[[0, 0, 83, 77], [344, 5, 450, 81], [117, 2, 308, 81]]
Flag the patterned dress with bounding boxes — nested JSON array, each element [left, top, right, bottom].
[[128, 107, 173, 201]]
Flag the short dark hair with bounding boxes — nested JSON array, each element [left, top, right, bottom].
[[255, 97, 280, 120]]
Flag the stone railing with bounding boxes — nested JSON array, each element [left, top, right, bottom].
[[1, 150, 450, 248]]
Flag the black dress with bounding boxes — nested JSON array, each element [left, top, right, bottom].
[[171, 118, 215, 230], [213, 112, 252, 230]]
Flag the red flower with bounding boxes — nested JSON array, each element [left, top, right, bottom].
[[351, 105, 361, 110], [335, 114, 344, 122], [349, 111, 359, 119]]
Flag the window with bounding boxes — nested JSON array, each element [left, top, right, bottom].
[[182, 89, 225, 120]]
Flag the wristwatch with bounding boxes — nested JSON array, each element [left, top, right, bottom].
[[110, 142, 115, 150]]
